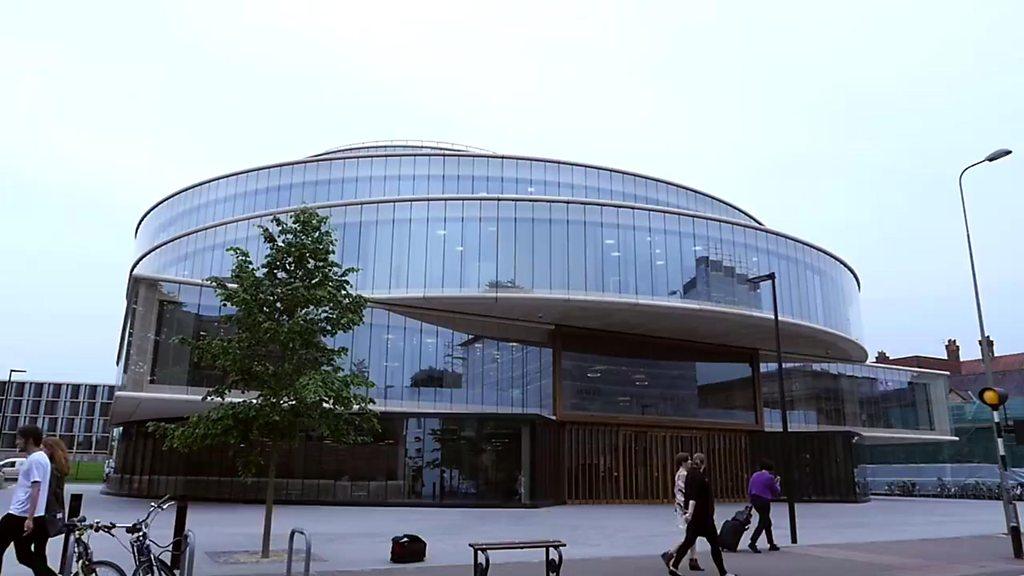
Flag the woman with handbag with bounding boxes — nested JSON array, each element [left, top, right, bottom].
[[37, 437, 69, 574]]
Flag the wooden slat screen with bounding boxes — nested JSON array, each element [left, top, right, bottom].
[[564, 423, 750, 503]]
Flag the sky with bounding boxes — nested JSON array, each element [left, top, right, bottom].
[[1, 1, 1022, 382]]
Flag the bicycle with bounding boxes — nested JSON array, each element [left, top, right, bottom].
[[109, 495, 179, 576], [63, 516, 129, 576], [68, 495, 182, 576]]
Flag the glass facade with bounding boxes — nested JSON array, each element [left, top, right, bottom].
[[560, 332, 758, 424], [135, 154, 764, 252], [132, 199, 861, 342], [761, 362, 944, 433], [111, 142, 897, 505], [110, 414, 543, 505], [0, 381, 114, 454], [123, 279, 553, 415]]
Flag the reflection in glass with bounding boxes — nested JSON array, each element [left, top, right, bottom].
[[761, 363, 938, 432], [561, 335, 757, 424]]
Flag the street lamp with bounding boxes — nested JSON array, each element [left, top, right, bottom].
[[959, 148, 1022, 558], [747, 272, 797, 545]]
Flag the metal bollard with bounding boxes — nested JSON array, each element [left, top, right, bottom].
[[181, 529, 197, 576], [286, 528, 312, 576], [170, 498, 189, 571], [59, 493, 83, 576]]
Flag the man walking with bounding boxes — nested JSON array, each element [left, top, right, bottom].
[[747, 460, 782, 553], [667, 453, 735, 576], [0, 425, 57, 576]]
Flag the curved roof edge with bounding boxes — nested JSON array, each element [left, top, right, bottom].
[[310, 140, 497, 158]]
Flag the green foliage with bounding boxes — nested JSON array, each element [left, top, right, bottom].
[[149, 207, 379, 476]]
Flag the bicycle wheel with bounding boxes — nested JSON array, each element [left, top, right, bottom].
[[81, 560, 129, 576], [131, 558, 175, 576]]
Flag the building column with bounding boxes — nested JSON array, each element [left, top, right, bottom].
[[124, 281, 160, 391]]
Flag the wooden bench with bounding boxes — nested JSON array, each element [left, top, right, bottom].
[[469, 540, 566, 576]]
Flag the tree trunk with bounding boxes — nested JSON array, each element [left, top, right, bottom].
[[261, 446, 277, 559]]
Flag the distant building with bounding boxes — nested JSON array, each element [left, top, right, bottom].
[[876, 337, 1024, 394], [870, 339, 1024, 468], [0, 380, 115, 459]]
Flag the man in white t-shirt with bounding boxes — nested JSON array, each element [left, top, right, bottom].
[[0, 425, 56, 576]]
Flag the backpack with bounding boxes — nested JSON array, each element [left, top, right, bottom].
[[390, 534, 427, 564]]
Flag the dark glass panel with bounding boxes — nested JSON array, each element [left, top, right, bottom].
[[561, 334, 757, 424]]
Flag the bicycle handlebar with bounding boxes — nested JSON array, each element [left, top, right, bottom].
[[140, 495, 175, 525]]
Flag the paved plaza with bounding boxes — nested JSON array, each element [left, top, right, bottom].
[[0, 484, 1021, 575], [322, 535, 1024, 576]]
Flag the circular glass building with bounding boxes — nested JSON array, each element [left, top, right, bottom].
[[108, 141, 934, 506]]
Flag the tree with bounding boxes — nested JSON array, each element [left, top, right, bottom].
[[150, 207, 378, 558]]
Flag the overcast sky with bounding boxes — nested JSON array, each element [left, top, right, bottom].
[[2, 1, 1022, 382]]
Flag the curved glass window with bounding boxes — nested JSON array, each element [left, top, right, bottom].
[[121, 279, 553, 415], [133, 199, 862, 341], [136, 156, 759, 251]]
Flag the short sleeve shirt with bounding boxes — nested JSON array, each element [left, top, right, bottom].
[[9, 451, 50, 518]]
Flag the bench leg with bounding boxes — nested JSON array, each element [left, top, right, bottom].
[[545, 546, 563, 576], [474, 549, 491, 576]]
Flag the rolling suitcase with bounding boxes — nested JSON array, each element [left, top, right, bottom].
[[718, 506, 753, 552]]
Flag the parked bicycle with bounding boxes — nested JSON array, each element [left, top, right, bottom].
[[64, 516, 127, 576], [63, 496, 181, 576]]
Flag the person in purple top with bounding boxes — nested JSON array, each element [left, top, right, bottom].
[[746, 460, 782, 553]]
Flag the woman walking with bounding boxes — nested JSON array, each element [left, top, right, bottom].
[[746, 460, 782, 553], [37, 437, 69, 575], [663, 453, 703, 572], [667, 453, 735, 576]]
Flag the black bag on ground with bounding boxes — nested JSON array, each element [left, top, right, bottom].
[[390, 534, 427, 563], [718, 506, 753, 552]]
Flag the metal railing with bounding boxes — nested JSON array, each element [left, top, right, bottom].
[[286, 528, 312, 576]]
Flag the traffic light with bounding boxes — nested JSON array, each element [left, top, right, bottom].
[[980, 386, 1009, 411]]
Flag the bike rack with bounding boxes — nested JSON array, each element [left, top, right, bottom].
[[286, 527, 312, 576], [180, 529, 197, 576]]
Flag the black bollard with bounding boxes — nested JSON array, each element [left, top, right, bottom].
[[168, 494, 189, 569], [169, 498, 189, 571], [59, 493, 83, 573]]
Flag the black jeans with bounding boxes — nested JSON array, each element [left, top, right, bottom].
[[671, 519, 727, 576], [749, 496, 775, 547], [0, 513, 58, 576]]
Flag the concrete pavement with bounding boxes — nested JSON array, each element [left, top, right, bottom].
[[313, 535, 1024, 576], [0, 483, 1017, 575]]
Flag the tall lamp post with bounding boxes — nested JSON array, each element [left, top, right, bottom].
[[959, 148, 1022, 558], [747, 272, 797, 545]]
